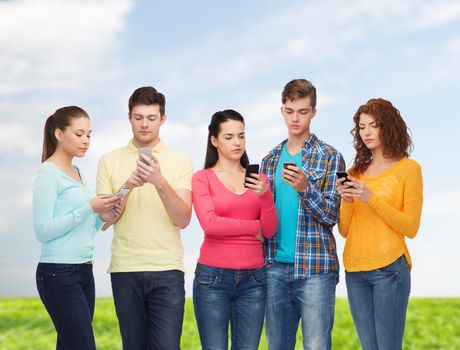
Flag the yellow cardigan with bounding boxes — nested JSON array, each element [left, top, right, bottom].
[[338, 158, 423, 272]]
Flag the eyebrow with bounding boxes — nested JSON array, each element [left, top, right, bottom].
[[75, 129, 92, 132]]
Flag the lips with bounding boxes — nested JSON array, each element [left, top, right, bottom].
[[232, 148, 242, 153]]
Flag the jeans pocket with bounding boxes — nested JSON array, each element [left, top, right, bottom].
[[37, 263, 78, 277], [194, 264, 220, 287]]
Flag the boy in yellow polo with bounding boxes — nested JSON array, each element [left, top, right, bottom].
[[96, 86, 193, 350]]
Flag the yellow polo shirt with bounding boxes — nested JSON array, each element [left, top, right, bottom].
[[96, 139, 193, 273]]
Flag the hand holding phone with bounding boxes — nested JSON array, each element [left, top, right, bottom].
[[244, 164, 259, 188], [336, 171, 351, 184], [113, 188, 129, 198], [139, 147, 153, 164], [283, 162, 296, 170]]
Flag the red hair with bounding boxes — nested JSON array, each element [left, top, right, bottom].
[[350, 98, 413, 175]]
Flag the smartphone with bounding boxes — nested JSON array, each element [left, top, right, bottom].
[[283, 162, 296, 170], [336, 171, 351, 183], [139, 147, 153, 164], [113, 188, 129, 198], [244, 164, 259, 188]]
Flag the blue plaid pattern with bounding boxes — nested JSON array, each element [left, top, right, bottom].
[[261, 134, 345, 279]]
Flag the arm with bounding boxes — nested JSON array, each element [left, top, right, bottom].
[[338, 200, 354, 238], [33, 169, 95, 243], [367, 164, 423, 238], [299, 152, 346, 226], [192, 171, 260, 236], [137, 154, 192, 228], [246, 173, 278, 239]]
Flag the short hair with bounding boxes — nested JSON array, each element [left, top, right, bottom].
[[281, 79, 317, 109], [128, 86, 166, 115]]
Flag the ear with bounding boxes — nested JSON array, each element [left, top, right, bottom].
[[160, 114, 166, 125], [311, 108, 317, 119], [210, 135, 218, 148], [54, 128, 63, 142]]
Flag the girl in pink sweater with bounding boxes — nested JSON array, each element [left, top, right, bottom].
[[192, 109, 278, 350]]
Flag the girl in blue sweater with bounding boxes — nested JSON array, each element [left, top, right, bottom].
[[33, 106, 120, 349]]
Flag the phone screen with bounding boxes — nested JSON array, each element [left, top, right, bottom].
[[244, 164, 259, 188], [336, 172, 350, 183], [139, 147, 152, 164], [283, 162, 296, 170]]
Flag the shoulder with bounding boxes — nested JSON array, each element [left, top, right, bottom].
[[312, 139, 344, 164], [162, 145, 192, 164], [262, 140, 286, 162], [193, 168, 210, 181], [399, 158, 422, 173], [36, 162, 59, 178], [100, 145, 128, 162]]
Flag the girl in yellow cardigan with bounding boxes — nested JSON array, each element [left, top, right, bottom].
[[337, 98, 423, 350]]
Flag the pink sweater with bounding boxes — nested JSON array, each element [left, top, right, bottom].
[[192, 168, 278, 269]]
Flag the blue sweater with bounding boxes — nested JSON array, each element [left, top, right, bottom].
[[33, 162, 104, 263]]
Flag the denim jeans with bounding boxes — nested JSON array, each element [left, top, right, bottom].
[[36, 262, 96, 350], [345, 255, 411, 350], [110, 270, 185, 350], [265, 261, 338, 350], [193, 263, 267, 350]]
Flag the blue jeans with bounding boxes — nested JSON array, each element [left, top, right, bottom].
[[345, 255, 411, 350], [193, 263, 267, 350], [111, 270, 185, 350], [36, 262, 96, 350], [265, 261, 338, 350]]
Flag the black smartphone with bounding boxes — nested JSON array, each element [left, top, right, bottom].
[[336, 171, 351, 183], [244, 164, 259, 188], [283, 162, 296, 170]]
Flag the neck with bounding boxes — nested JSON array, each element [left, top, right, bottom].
[[48, 148, 73, 169], [133, 137, 160, 148], [287, 132, 309, 154], [371, 149, 391, 165], [213, 158, 243, 172]]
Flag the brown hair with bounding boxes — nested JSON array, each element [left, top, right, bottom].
[[281, 79, 317, 109], [350, 98, 413, 175], [128, 86, 166, 115], [41, 106, 89, 162]]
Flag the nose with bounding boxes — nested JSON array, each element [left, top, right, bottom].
[[291, 112, 300, 122], [141, 118, 149, 127]]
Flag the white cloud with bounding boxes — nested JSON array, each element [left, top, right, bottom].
[[0, 0, 132, 94], [409, 1, 460, 29]]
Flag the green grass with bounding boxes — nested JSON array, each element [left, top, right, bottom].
[[1, 298, 459, 349]]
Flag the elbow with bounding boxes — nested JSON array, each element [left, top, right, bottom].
[[405, 228, 419, 239], [177, 215, 191, 229]]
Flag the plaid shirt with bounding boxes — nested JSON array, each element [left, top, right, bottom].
[[261, 134, 345, 279]]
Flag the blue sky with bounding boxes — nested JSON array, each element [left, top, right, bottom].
[[1, 0, 459, 297]]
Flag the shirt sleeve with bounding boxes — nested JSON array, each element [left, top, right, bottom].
[[96, 156, 114, 195], [175, 156, 193, 191], [367, 161, 423, 239], [33, 168, 95, 243], [258, 174, 278, 239], [299, 152, 346, 226], [338, 199, 354, 238], [192, 171, 260, 236]]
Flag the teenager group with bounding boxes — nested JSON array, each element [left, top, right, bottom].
[[33, 79, 423, 350]]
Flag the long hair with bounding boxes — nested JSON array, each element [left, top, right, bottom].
[[204, 109, 250, 169], [350, 98, 413, 175], [41, 106, 90, 162]]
